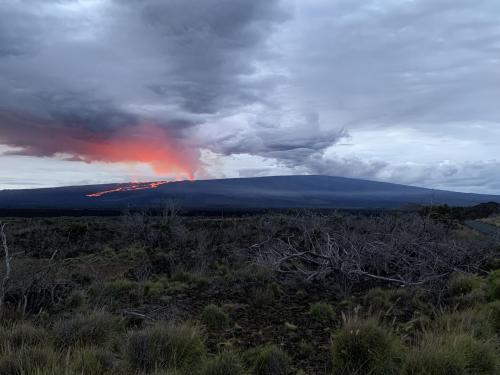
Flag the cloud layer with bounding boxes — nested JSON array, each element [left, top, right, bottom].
[[0, 0, 499, 192]]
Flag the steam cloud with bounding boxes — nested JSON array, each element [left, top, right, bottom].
[[0, 111, 198, 180]]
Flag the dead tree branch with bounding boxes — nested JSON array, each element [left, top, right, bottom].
[[0, 222, 12, 309], [248, 213, 490, 287]]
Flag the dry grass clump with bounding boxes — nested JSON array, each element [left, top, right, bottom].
[[434, 309, 495, 339], [331, 317, 403, 375], [0, 323, 51, 350], [69, 346, 115, 375], [53, 311, 124, 347], [201, 351, 246, 375], [245, 345, 291, 375], [403, 333, 498, 375], [309, 302, 334, 322], [0, 346, 60, 375], [126, 322, 205, 372], [483, 301, 500, 334], [201, 304, 230, 331], [487, 270, 500, 300], [448, 273, 485, 297]]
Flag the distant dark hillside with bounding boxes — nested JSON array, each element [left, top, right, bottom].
[[0, 175, 499, 210]]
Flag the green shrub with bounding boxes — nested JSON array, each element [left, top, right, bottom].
[[201, 351, 245, 375], [246, 345, 290, 375], [126, 322, 205, 372], [448, 273, 484, 296], [201, 304, 230, 331], [403, 333, 498, 375], [53, 311, 123, 347], [331, 318, 403, 375], [309, 302, 334, 322]]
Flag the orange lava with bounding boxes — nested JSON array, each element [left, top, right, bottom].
[[86, 180, 171, 198]]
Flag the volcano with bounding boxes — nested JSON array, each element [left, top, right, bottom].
[[0, 175, 499, 211]]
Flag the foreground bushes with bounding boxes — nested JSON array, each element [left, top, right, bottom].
[[403, 333, 498, 375], [53, 311, 124, 347], [246, 345, 291, 375], [202, 351, 246, 375], [331, 318, 403, 375], [201, 304, 230, 331], [330, 313, 499, 375], [126, 322, 205, 372]]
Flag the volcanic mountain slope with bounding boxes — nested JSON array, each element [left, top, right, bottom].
[[0, 175, 499, 210]]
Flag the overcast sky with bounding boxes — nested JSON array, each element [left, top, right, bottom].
[[1, 0, 499, 193]]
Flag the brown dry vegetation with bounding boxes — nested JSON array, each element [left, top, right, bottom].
[[482, 216, 500, 228], [0, 210, 499, 374]]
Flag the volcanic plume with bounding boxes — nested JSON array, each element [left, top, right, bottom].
[[0, 114, 199, 180]]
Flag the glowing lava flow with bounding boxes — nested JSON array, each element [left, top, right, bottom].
[[86, 180, 171, 198]]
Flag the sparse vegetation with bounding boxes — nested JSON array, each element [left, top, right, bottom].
[[0, 210, 498, 374], [126, 322, 205, 372], [201, 351, 246, 375], [246, 345, 291, 375], [331, 317, 403, 375], [53, 311, 123, 347], [201, 304, 230, 331], [309, 302, 334, 322]]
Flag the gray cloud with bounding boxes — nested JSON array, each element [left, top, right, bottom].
[[284, 0, 500, 127], [0, 0, 499, 192]]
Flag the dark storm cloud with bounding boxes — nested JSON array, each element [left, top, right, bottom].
[[0, 0, 499, 192], [0, 0, 290, 168], [135, 0, 288, 114]]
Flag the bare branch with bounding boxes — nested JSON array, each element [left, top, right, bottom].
[[0, 222, 12, 310]]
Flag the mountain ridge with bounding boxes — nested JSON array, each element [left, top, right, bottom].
[[0, 175, 499, 210]]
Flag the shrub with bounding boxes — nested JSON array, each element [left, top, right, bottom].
[[434, 309, 495, 339], [53, 311, 123, 347], [246, 345, 290, 375], [486, 270, 500, 300], [363, 287, 430, 318], [363, 287, 392, 312], [201, 351, 245, 375], [201, 304, 229, 331], [403, 333, 498, 375], [448, 273, 484, 296], [331, 318, 403, 375], [126, 322, 205, 372], [3, 323, 50, 349], [454, 288, 487, 308], [0, 346, 58, 375], [309, 302, 334, 322], [483, 301, 500, 334]]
